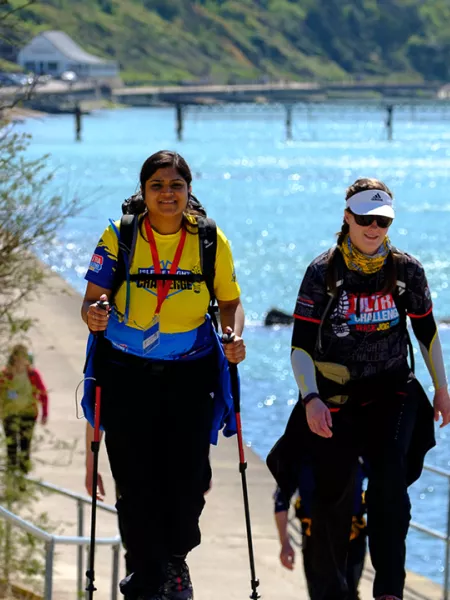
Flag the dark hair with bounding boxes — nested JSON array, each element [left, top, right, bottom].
[[7, 344, 29, 368], [328, 178, 396, 293], [140, 150, 192, 194], [138, 150, 201, 237]]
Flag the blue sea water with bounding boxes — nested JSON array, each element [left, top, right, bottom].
[[15, 104, 450, 584]]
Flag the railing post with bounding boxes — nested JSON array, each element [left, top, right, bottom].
[[444, 478, 450, 600], [44, 539, 55, 600], [77, 499, 85, 598], [111, 543, 120, 600]]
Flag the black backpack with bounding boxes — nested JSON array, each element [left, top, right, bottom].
[[111, 192, 219, 329], [316, 246, 414, 371]]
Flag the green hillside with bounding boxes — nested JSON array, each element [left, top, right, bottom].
[[4, 0, 450, 84]]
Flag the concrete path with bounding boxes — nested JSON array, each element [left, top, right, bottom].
[[6, 270, 442, 600]]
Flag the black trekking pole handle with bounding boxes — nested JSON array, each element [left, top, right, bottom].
[[222, 333, 241, 414], [222, 334, 261, 599], [86, 300, 109, 599]]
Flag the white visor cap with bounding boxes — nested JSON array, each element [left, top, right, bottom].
[[346, 189, 395, 219]]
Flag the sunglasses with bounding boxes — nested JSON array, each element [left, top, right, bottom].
[[349, 211, 393, 229]]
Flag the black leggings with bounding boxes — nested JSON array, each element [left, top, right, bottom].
[[306, 374, 421, 600], [303, 529, 367, 600], [3, 415, 36, 474], [99, 346, 216, 594]]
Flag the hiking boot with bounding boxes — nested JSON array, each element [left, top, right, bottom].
[[120, 572, 163, 600], [163, 559, 193, 600], [130, 560, 193, 600]]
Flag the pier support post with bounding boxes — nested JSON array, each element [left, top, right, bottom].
[[285, 104, 293, 141], [385, 104, 393, 141], [74, 103, 82, 142], [176, 104, 184, 141]]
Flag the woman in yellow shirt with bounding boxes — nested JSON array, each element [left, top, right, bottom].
[[82, 150, 245, 600]]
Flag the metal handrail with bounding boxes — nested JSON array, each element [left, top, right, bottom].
[[410, 464, 450, 600], [2, 463, 449, 599], [0, 475, 122, 600], [287, 463, 450, 600], [26, 476, 117, 514]]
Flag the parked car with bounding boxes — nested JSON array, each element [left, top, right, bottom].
[[0, 72, 33, 86], [12, 73, 34, 85], [0, 73, 16, 86], [37, 74, 53, 83], [60, 70, 78, 83]]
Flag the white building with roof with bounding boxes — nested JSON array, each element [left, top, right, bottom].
[[17, 31, 119, 79]]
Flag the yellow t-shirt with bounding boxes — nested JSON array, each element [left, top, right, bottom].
[[0, 372, 36, 419], [85, 218, 240, 334]]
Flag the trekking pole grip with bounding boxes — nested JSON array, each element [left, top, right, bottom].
[[221, 331, 235, 345], [95, 299, 110, 314], [221, 332, 241, 413]]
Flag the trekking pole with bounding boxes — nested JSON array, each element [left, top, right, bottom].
[[86, 300, 108, 599], [223, 333, 260, 600]]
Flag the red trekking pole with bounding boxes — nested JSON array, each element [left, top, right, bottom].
[[223, 333, 260, 599], [86, 300, 108, 599]]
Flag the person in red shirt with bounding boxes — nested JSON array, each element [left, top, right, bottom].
[[0, 344, 49, 474]]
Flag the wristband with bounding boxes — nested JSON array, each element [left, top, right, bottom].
[[302, 393, 320, 407]]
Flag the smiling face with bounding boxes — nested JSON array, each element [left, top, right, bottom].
[[344, 209, 390, 255], [143, 166, 190, 227]]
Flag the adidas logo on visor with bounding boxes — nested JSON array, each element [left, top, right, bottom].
[[371, 192, 383, 201]]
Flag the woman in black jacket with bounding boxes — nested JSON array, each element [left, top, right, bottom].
[[287, 178, 450, 600]]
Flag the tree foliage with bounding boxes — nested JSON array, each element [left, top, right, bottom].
[[0, 127, 79, 343], [0, 4, 79, 346], [4, 0, 450, 83]]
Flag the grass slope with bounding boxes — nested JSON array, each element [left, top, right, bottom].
[[5, 0, 450, 84]]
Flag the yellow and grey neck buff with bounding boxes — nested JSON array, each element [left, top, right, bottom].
[[339, 234, 391, 275]]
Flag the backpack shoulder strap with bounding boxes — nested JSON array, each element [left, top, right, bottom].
[[198, 217, 217, 301], [390, 247, 415, 372], [391, 246, 407, 300], [326, 247, 345, 296], [316, 248, 345, 356], [197, 217, 218, 327], [110, 214, 138, 303]]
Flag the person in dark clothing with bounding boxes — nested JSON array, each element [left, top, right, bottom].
[[85, 422, 213, 585], [81, 150, 245, 600], [269, 177, 450, 600], [274, 460, 367, 600]]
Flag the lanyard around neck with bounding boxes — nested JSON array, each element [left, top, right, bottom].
[[145, 218, 187, 315]]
